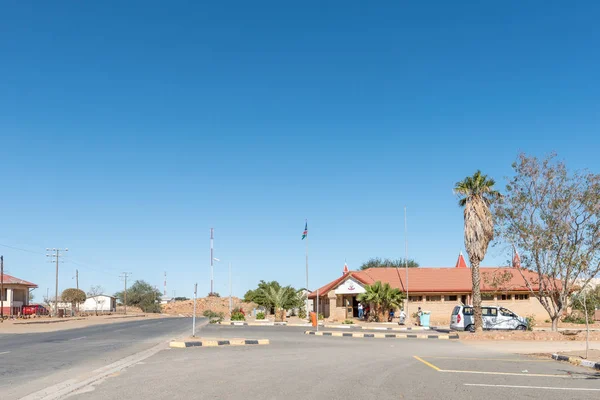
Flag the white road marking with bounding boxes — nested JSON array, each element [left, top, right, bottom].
[[0, 351, 11, 355], [69, 336, 87, 341], [465, 383, 600, 391], [443, 370, 568, 378]]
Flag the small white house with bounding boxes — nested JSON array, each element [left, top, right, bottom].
[[82, 295, 117, 313]]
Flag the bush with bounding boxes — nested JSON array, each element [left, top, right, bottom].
[[562, 315, 587, 324], [343, 319, 354, 324], [318, 313, 324, 320], [525, 315, 536, 331], [203, 310, 225, 324], [256, 312, 266, 320], [298, 308, 307, 319], [545, 319, 551, 323], [231, 311, 245, 321]]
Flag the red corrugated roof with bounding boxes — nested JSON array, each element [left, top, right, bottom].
[[310, 267, 545, 297], [0, 273, 38, 287]]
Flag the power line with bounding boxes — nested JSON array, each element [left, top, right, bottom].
[[0, 243, 45, 255]]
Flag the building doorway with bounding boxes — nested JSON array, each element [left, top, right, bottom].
[[344, 296, 359, 318], [461, 295, 467, 305]]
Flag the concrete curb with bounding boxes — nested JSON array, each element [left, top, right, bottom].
[[360, 326, 430, 331], [219, 322, 320, 327], [305, 331, 459, 340], [551, 354, 600, 370], [170, 339, 270, 348]]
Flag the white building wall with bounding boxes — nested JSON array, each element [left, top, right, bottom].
[[82, 296, 115, 312]]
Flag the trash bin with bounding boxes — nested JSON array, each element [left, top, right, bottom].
[[309, 312, 317, 327], [420, 311, 430, 328]]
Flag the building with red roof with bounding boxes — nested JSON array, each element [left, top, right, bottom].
[[1, 273, 38, 316], [309, 253, 550, 324]]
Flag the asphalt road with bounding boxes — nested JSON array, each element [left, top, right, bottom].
[[68, 325, 600, 400], [0, 317, 194, 400]]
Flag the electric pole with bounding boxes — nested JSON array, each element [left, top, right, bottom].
[[210, 228, 214, 295], [75, 269, 79, 290], [229, 262, 232, 315], [192, 283, 197, 337], [46, 248, 68, 317], [120, 272, 132, 315], [1, 255, 4, 321]]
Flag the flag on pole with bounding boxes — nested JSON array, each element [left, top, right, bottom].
[[302, 221, 308, 240]]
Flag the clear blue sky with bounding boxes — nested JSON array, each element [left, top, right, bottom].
[[1, 2, 599, 300]]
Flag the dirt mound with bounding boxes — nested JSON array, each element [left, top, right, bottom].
[[161, 296, 256, 317]]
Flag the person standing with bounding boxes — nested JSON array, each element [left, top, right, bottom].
[[358, 303, 364, 319], [417, 307, 423, 326]]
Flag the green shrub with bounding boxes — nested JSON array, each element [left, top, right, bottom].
[[525, 315, 536, 331], [256, 312, 266, 320], [545, 319, 551, 323], [298, 308, 307, 319], [318, 313, 324, 320], [562, 315, 587, 324], [203, 310, 225, 324], [231, 311, 245, 321], [343, 319, 354, 324]]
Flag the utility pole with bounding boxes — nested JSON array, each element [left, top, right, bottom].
[[192, 283, 197, 337], [229, 262, 232, 315], [210, 228, 214, 295], [75, 269, 79, 290], [1, 255, 4, 321], [164, 271, 167, 297], [120, 272, 132, 315], [46, 248, 68, 317], [404, 207, 410, 325]]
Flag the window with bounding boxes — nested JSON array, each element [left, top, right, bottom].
[[463, 307, 474, 316], [446, 295, 458, 302], [482, 307, 498, 316], [452, 306, 460, 315], [500, 294, 512, 301], [515, 294, 529, 300], [426, 296, 441, 302], [500, 308, 516, 317], [409, 296, 422, 302], [481, 293, 494, 301]]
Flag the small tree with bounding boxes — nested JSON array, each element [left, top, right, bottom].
[[87, 285, 105, 315], [496, 154, 600, 331], [572, 285, 600, 360], [260, 285, 297, 322], [61, 288, 86, 316], [358, 281, 404, 321], [115, 280, 162, 313]]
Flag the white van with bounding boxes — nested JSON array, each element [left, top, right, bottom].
[[450, 305, 528, 332]]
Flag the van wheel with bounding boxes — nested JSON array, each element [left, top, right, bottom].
[[465, 324, 475, 333], [516, 325, 527, 331]]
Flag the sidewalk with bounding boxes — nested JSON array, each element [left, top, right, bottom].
[[0, 313, 165, 334], [462, 339, 600, 355]]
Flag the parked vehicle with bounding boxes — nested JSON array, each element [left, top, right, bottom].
[[22, 304, 49, 316], [450, 305, 527, 332]]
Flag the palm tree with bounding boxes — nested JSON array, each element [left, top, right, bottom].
[[358, 281, 404, 322], [454, 170, 501, 332], [261, 285, 296, 322]]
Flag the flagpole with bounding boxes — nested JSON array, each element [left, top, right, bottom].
[[305, 219, 309, 320], [404, 207, 409, 324]]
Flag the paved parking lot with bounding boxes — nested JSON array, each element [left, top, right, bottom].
[[64, 324, 600, 400]]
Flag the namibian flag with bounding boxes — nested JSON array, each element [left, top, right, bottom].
[[302, 221, 307, 240]]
